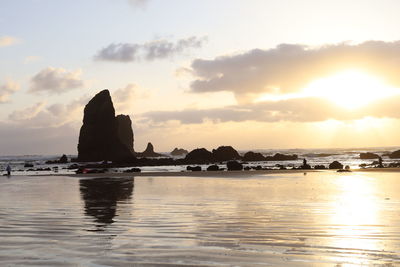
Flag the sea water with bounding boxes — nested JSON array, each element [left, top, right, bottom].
[[1, 146, 399, 176], [0, 172, 399, 266]]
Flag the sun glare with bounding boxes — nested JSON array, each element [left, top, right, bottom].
[[303, 70, 398, 109]]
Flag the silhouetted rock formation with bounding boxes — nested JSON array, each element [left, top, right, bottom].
[[116, 115, 134, 153], [243, 151, 265, 161], [388, 150, 400, 159], [300, 158, 311, 169], [329, 161, 343, 169], [77, 90, 134, 162], [207, 165, 220, 171], [123, 168, 141, 173], [227, 161, 243, 171], [212, 146, 241, 161], [185, 148, 214, 163], [171, 148, 188, 156], [360, 152, 379, 159], [187, 166, 202, 171], [80, 177, 134, 226], [46, 154, 69, 164], [265, 153, 298, 161], [136, 142, 163, 157], [314, 165, 326, 169], [59, 154, 68, 163]]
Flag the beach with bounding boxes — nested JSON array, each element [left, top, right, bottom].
[[0, 170, 399, 266]]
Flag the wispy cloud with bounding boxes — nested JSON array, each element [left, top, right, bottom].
[[9, 102, 46, 121], [0, 80, 20, 103], [95, 36, 207, 62], [29, 67, 84, 94], [0, 36, 19, 47], [141, 95, 400, 124]]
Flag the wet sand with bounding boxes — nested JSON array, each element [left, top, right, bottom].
[[1, 171, 400, 266]]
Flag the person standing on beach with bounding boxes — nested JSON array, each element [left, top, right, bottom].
[[6, 164, 11, 176]]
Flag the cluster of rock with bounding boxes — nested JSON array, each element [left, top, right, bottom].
[[388, 150, 400, 159], [184, 146, 298, 164], [171, 148, 188, 156], [46, 154, 69, 164], [77, 90, 135, 162]]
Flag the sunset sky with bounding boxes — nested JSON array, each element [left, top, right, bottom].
[[1, 0, 400, 155]]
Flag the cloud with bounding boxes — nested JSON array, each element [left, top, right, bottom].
[[30, 67, 84, 94], [94, 43, 139, 62], [95, 36, 206, 62], [111, 83, 150, 112], [8, 95, 89, 128], [144, 36, 206, 61], [9, 102, 46, 121], [141, 95, 400, 124], [189, 41, 400, 101], [0, 36, 19, 47], [0, 80, 20, 103]]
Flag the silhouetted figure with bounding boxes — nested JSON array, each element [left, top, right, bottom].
[[301, 158, 311, 169], [6, 164, 11, 176], [80, 178, 134, 228], [378, 156, 383, 168]]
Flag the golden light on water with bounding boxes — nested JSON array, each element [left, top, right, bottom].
[[328, 175, 383, 264], [304, 69, 398, 109]]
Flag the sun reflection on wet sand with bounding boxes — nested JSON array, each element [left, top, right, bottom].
[[328, 174, 385, 265]]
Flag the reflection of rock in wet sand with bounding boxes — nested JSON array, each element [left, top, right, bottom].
[[79, 178, 134, 226]]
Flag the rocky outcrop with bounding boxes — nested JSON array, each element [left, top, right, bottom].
[[329, 161, 343, 169], [388, 150, 400, 159], [207, 165, 220, 171], [171, 148, 188, 156], [185, 148, 214, 163], [59, 154, 68, 163], [212, 146, 241, 161], [77, 90, 134, 162], [359, 152, 379, 159], [227, 161, 243, 171], [187, 166, 202, 171], [136, 142, 163, 157], [116, 115, 134, 153], [265, 153, 298, 161], [243, 151, 265, 161]]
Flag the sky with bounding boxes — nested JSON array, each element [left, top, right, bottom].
[[1, 0, 400, 155]]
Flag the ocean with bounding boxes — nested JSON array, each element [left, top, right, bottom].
[[1, 146, 399, 176], [0, 172, 399, 266]]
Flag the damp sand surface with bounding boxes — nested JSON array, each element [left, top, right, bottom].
[[1, 171, 400, 266]]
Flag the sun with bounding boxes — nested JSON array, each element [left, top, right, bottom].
[[303, 69, 398, 109]]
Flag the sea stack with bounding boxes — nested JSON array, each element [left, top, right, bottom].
[[77, 90, 135, 162], [116, 115, 134, 153], [136, 142, 163, 157]]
